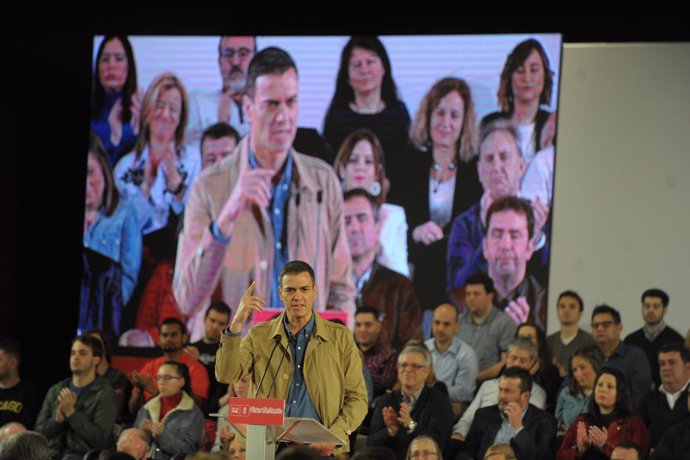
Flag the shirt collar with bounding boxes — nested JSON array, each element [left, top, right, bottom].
[[283, 310, 316, 341], [643, 322, 667, 341], [659, 379, 690, 397]]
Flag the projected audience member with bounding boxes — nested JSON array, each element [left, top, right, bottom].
[[555, 346, 602, 434], [457, 368, 557, 460], [200, 123, 240, 170], [174, 47, 355, 327], [91, 35, 141, 165], [334, 129, 409, 276], [323, 36, 411, 190], [344, 189, 422, 348], [85, 329, 131, 418], [624, 288, 684, 390], [134, 362, 204, 460], [187, 36, 256, 145], [404, 77, 482, 313], [482, 38, 557, 163], [367, 344, 454, 459], [515, 323, 561, 411], [35, 336, 117, 460], [557, 367, 650, 460], [447, 121, 549, 302], [546, 290, 595, 377], [128, 318, 209, 414], [457, 273, 517, 382], [0, 339, 41, 430], [82, 133, 142, 338], [481, 196, 546, 328], [638, 343, 690, 448], [591, 304, 652, 409], [114, 72, 200, 238]]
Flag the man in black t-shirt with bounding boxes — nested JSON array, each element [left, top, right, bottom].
[[185, 300, 232, 416], [0, 339, 42, 429]]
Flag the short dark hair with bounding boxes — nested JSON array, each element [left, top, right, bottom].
[[465, 272, 495, 295], [343, 188, 380, 221], [72, 335, 104, 360], [245, 47, 297, 99], [205, 300, 232, 319], [659, 343, 690, 364], [276, 445, 320, 460], [84, 329, 113, 364], [641, 288, 669, 307], [0, 338, 23, 367], [279, 260, 315, 288], [355, 306, 381, 322], [485, 196, 535, 240], [161, 360, 192, 396], [200, 122, 240, 153], [501, 366, 533, 394], [159, 317, 187, 335], [558, 290, 584, 312], [0, 431, 52, 460], [591, 304, 621, 324]]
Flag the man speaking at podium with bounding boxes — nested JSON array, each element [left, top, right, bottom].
[[216, 260, 368, 457]]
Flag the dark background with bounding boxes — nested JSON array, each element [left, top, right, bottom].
[[1, 8, 688, 394]]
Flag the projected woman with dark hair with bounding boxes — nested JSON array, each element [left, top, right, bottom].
[[482, 38, 556, 165], [81, 133, 141, 337], [323, 36, 411, 197], [91, 35, 141, 165]]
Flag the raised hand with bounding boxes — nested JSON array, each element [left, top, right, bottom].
[[588, 425, 608, 449], [217, 168, 276, 236], [382, 406, 400, 435], [576, 421, 590, 453], [229, 282, 266, 333], [505, 296, 530, 324], [412, 220, 444, 245]]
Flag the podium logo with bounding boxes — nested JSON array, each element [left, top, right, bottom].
[[230, 405, 249, 416]]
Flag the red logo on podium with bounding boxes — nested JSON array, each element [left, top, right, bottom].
[[227, 397, 286, 425]]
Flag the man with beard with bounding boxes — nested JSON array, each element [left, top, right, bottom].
[[128, 318, 209, 414], [186, 36, 256, 145], [35, 336, 117, 460], [625, 288, 684, 389]]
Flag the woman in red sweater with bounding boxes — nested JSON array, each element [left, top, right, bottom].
[[557, 367, 649, 460]]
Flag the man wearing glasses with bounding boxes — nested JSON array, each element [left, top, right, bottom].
[[367, 344, 453, 459], [186, 36, 256, 145], [591, 304, 652, 409]]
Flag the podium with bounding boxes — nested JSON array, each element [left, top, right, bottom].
[[215, 397, 346, 460]]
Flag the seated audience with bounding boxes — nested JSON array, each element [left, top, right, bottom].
[[591, 305, 652, 410], [484, 443, 517, 460], [85, 329, 131, 419], [405, 435, 442, 460], [425, 303, 478, 412], [129, 318, 209, 414], [334, 129, 409, 276], [457, 273, 517, 383], [354, 306, 399, 399], [624, 289, 685, 390], [212, 374, 251, 452], [546, 290, 595, 377], [0, 421, 25, 442], [345, 189, 422, 348], [611, 443, 644, 460], [134, 361, 204, 459], [557, 367, 650, 460], [555, 346, 602, 434], [515, 322, 562, 411], [113, 427, 150, 460], [35, 336, 117, 460], [0, 339, 41, 429], [638, 343, 690, 447], [650, 391, 690, 460], [457, 367, 556, 460], [367, 344, 453, 459], [0, 430, 52, 460]]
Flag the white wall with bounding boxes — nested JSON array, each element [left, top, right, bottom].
[[548, 43, 690, 336]]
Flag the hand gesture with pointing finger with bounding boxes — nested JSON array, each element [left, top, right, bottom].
[[229, 282, 266, 333]]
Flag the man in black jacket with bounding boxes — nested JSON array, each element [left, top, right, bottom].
[[458, 367, 556, 460], [367, 343, 453, 459]]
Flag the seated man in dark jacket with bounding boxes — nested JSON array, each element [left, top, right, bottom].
[[457, 367, 556, 460], [367, 343, 453, 459]]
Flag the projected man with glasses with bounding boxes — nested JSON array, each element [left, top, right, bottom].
[[368, 343, 453, 459]]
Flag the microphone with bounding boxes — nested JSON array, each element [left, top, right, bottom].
[[253, 335, 282, 398], [266, 335, 293, 397]]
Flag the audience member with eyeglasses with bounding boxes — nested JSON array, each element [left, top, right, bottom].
[[590, 305, 652, 410], [134, 361, 204, 460], [368, 344, 453, 459]]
